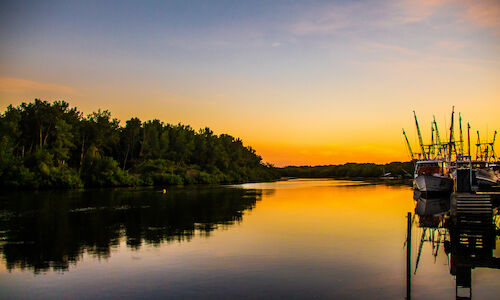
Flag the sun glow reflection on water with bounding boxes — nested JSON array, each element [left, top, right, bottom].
[[0, 179, 498, 299]]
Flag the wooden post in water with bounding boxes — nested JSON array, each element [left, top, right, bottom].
[[406, 212, 412, 300]]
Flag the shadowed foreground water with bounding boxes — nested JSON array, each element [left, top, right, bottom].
[[0, 179, 498, 299]]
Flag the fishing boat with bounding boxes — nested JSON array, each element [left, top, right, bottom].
[[403, 110, 454, 195], [468, 130, 499, 190], [413, 160, 453, 194], [476, 164, 499, 188], [451, 157, 499, 193], [404, 108, 498, 195]]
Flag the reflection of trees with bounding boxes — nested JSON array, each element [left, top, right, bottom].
[[0, 187, 261, 273]]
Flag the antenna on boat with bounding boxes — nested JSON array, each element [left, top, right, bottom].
[[413, 111, 426, 159], [467, 123, 471, 157]]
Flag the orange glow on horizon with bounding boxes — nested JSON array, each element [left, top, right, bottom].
[[1, 0, 499, 167]]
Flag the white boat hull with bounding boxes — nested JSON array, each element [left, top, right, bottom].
[[414, 174, 453, 193], [476, 169, 499, 187]]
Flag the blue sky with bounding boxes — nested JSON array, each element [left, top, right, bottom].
[[1, 0, 499, 165]]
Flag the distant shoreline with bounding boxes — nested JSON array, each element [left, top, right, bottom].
[[276, 161, 414, 180], [279, 176, 413, 185]]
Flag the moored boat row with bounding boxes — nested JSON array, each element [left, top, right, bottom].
[[403, 108, 499, 196]]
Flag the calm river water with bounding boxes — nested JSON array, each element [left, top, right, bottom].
[[1, 179, 499, 299]]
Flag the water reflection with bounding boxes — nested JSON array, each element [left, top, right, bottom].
[[0, 187, 262, 273], [411, 192, 500, 299], [1, 180, 498, 299], [414, 195, 449, 228]]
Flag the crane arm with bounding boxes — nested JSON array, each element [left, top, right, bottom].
[[449, 106, 455, 143], [414, 111, 426, 159], [403, 129, 414, 160], [433, 116, 443, 157], [433, 116, 442, 144]]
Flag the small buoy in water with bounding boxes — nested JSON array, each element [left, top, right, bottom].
[[162, 189, 167, 194]]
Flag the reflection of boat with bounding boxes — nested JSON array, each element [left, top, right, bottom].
[[408, 190, 500, 300], [445, 212, 500, 299], [413, 160, 453, 194], [414, 194, 449, 228], [414, 196, 449, 216]]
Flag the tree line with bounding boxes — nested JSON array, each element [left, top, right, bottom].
[[278, 162, 414, 179], [0, 99, 279, 188]]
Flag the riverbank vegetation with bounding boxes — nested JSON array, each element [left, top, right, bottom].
[[277, 162, 414, 179], [0, 99, 279, 189]]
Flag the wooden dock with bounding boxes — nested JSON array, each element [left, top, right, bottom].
[[450, 193, 493, 217]]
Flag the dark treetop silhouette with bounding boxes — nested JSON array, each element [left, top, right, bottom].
[[0, 99, 278, 189]]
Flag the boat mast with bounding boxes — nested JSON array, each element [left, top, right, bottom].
[[484, 131, 497, 162], [459, 113, 464, 157], [414, 111, 426, 159], [403, 129, 414, 160], [484, 134, 490, 162], [491, 131, 497, 162], [476, 131, 481, 160], [430, 124, 435, 158], [433, 116, 443, 158], [448, 107, 455, 161], [467, 123, 471, 157]]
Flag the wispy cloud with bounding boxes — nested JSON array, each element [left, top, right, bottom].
[[399, 0, 450, 23], [401, 0, 500, 31], [0, 77, 76, 94], [289, 2, 371, 36], [288, 0, 500, 37], [465, 0, 500, 30], [288, 1, 439, 36]]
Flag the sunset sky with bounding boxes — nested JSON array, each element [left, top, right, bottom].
[[1, 0, 499, 166]]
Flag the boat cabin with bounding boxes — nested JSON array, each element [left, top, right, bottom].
[[415, 160, 444, 176]]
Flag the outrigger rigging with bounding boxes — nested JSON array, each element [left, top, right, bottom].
[[413, 111, 427, 160], [476, 130, 497, 162], [403, 108, 499, 194], [404, 109, 498, 164], [403, 129, 414, 160]]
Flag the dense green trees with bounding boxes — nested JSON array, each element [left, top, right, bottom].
[[0, 99, 278, 189], [278, 162, 414, 179]]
